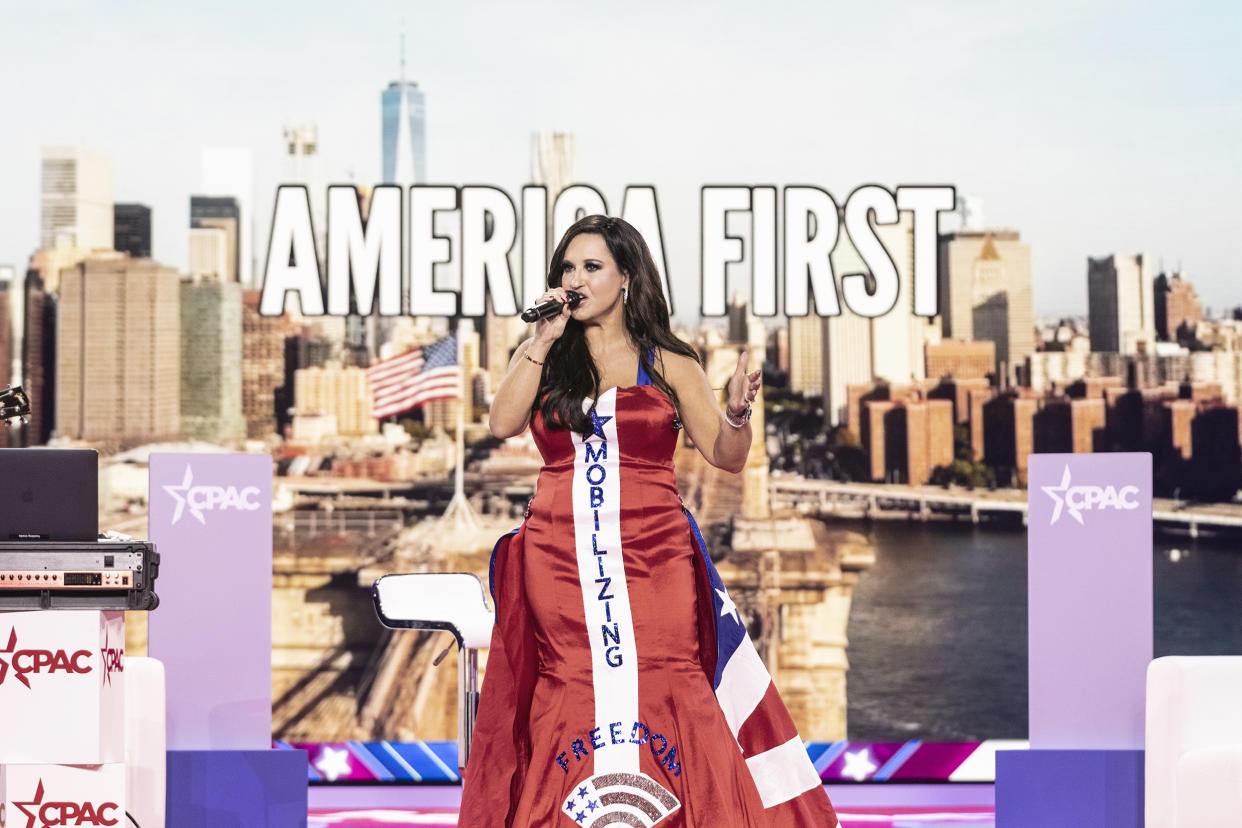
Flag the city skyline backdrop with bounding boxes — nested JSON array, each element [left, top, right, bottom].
[[3, 1, 1239, 320]]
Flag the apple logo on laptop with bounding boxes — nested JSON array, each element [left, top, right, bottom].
[[20, 488, 33, 503]]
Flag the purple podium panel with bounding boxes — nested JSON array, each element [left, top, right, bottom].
[[167, 749, 308, 827], [148, 453, 273, 750], [1026, 453, 1152, 751], [995, 749, 1143, 828]]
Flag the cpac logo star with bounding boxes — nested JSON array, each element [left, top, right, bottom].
[[163, 464, 262, 525], [0, 625, 17, 686], [0, 628, 93, 689], [99, 628, 124, 687], [13, 780, 120, 828], [1042, 464, 1140, 525]]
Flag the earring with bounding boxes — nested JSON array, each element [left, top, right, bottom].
[[623, 286, 629, 304]]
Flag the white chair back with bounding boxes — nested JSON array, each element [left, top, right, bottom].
[[125, 655, 166, 828], [1146, 655, 1242, 828]]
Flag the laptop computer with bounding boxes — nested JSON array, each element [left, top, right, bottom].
[[0, 448, 99, 541]]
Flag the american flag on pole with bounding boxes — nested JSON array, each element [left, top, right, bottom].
[[367, 333, 461, 419]]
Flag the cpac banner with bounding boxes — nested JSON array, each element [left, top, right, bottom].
[[1027, 453, 1152, 749], [148, 453, 273, 751]]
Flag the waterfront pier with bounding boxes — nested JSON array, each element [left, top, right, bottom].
[[769, 476, 1242, 537]]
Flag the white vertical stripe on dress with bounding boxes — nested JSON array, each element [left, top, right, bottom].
[[570, 389, 639, 774]]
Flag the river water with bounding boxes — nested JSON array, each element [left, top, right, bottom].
[[842, 519, 1242, 741]]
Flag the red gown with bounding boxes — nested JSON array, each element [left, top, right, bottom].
[[461, 378, 838, 827]]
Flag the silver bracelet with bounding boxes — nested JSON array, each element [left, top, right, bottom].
[[724, 404, 751, 428]]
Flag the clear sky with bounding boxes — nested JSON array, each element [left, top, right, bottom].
[[3, 0, 1239, 320]]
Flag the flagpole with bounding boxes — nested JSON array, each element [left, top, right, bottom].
[[454, 344, 466, 502], [440, 318, 479, 533]]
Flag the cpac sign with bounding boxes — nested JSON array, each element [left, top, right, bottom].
[[0, 628, 92, 689], [1041, 465, 1140, 525], [162, 464, 262, 525], [13, 781, 119, 828]]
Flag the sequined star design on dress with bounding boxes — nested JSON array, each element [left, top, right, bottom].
[[561, 772, 680, 827], [588, 407, 612, 439]]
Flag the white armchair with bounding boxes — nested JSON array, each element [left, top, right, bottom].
[[1146, 656, 1242, 828], [372, 572, 495, 769]]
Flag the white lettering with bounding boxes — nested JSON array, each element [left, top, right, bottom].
[[783, 186, 841, 317], [326, 184, 402, 316], [260, 186, 323, 316], [896, 185, 956, 317], [409, 186, 458, 316], [701, 186, 750, 317], [460, 186, 519, 317]]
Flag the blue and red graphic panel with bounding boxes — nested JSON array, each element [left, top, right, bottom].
[[279, 740, 1019, 784]]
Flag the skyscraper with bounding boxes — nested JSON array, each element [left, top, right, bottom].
[[788, 315, 824, 396], [925, 340, 996, 381], [727, 292, 749, 344], [378, 35, 430, 360], [113, 203, 152, 258], [1154, 271, 1203, 342], [29, 244, 87, 295], [242, 290, 290, 438], [22, 272, 54, 445], [282, 124, 329, 288], [188, 227, 229, 280], [0, 265, 18, 387], [56, 255, 181, 445], [938, 194, 985, 235], [865, 213, 924, 387], [819, 213, 925, 426], [381, 28, 427, 186], [181, 279, 245, 442], [41, 146, 114, 251], [531, 132, 575, 209], [190, 196, 240, 282], [938, 230, 1034, 383], [281, 125, 342, 347], [1088, 254, 1155, 354], [531, 130, 577, 263], [200, 148, 255, 286], [293, 366, 376, 437], [283, 125, 322, 190]]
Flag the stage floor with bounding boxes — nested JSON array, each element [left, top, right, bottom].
[[306, 783, 996, 827], [308, 806, 996, 827]]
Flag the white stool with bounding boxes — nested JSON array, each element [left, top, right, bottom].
[[372, 572, 494, 769]]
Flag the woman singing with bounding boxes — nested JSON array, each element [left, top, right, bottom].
[[460, 215, 838, 827]]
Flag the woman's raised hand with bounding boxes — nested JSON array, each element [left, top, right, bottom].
[[532, 287, 575, 345], [726, 348, 761, 418]]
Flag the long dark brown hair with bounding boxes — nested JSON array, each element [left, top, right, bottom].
[[536, 215, 701, 436]]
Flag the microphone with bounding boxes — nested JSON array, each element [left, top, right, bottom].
[[521, 291, 582, 323]]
